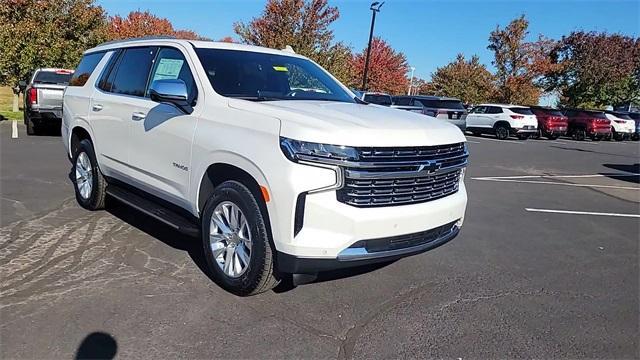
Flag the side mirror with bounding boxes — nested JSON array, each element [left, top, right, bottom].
[[149, 79, 192, 114]]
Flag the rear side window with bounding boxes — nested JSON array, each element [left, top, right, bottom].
[[510, 107, 533, 115], [486, 106, 503, 114], [110, 47, 157, 97], [69, 52, 105, 87]]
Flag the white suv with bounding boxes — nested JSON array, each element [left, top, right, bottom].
[[604, 111, 635, 141], [466, 104, 538, 140], [62, 38, 468, 295]]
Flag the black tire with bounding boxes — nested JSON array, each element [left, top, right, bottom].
[[531, 129, 542, 140], [24, 111, 36, 135], [72, 139, 107, 210], [547, 134, 559, 140], [613, 131, 624, 141], [201, 181, 279, 296], [494, 124, 510, 140], [574, 128, 586, 141], [471, 130, 482, 137], [517, 134, 530, 140]]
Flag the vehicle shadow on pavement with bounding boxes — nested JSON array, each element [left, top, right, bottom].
[[75, 332, 117, 360], [601, 163, 640, 184], [106, 198, 395, 294]]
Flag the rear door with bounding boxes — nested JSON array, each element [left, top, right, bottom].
[[127, 45, 200, 207], [89, 46, 158, 176]]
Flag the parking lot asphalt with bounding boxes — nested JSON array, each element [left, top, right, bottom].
[[1, 120, 639, 359]]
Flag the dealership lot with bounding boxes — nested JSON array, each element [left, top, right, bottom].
[[1, 121, 638, 358]]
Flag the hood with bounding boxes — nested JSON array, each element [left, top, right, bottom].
[[228, 99, 466, 147]]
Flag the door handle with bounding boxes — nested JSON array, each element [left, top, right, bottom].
[[131, 112, 146, 121], [92, 104, 103, 112]]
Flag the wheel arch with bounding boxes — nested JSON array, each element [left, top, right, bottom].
[[70, 125, 93, 157], [493, 120, 511, 129]]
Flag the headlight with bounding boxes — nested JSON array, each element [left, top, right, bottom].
[[280, 137, 358, 164]]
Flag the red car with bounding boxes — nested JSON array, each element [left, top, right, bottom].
[[562, 109, 611, 141], [530, 106, 569, 140]]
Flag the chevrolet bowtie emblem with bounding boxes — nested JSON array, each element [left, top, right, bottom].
[[417, 161, 440, 173]]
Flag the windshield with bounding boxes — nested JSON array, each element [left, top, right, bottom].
[[510, 107, 534, 115], [363, 94, 392, 106], [416, 99, 465, 110], [194, 48, 355, 103], [33, 71, 72, 85]]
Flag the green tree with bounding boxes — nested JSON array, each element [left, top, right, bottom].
[[544, 31, 640, 108], [430, 54, 496, 104], [0, 0, 107, 87], [487, 15, 541, 104], [233, 0, 353, 84]]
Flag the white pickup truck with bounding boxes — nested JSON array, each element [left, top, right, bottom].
[[21, 68, 74, 135], [63, 38, 468, 295]]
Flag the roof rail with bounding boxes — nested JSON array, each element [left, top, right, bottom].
[[96, 35, 177, 47]]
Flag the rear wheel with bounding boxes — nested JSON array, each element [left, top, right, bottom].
[[72, 139, 107, 210], [201, 181, 279, 296], [573, 128, 586, 141], [531, 129, 542, 139], [613, 130, 624, 141], [495, 124, 510, 140], [24, 112, 36, 135]]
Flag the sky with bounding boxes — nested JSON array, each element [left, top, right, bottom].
[[98, 0, 639, 81]]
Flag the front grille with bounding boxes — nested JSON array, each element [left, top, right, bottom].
[[337, 142, 467, 207], [347, 221, 458, 253]]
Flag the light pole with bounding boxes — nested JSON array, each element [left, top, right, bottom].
[[408, 66, 415, 95], [361, 1, 384, 91]]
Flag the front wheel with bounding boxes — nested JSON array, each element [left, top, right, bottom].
[[495, 124, 510, 140], [201, 181, 279, 296], [72, 139, 107, 210]]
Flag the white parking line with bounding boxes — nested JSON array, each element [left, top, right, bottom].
[[525, 208, 640, 218], [466, 140, 481, 144], [473, 173, 640, 180], [467, 136, 525, 144], [472, 178, 639, 190], [11, 120, 18, 139]]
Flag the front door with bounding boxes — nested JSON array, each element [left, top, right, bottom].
[[127, 46, 201, 207]]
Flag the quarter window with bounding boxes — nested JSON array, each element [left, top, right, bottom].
[[68, 52, 105, 87]]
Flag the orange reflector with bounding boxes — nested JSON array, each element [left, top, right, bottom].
[[260, 186, 270, 203]]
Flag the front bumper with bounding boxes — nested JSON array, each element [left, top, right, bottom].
[[277, 222, 460, 273]]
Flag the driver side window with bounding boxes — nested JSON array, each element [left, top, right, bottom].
[[147, 47, 198, 105]]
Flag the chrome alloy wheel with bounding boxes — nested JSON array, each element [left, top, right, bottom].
[[209, 201, 252, 278], [75, 152, 93, 200]]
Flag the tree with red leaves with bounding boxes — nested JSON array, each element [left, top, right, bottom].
[[107, 11, 202, 40], [234, 0, 353, 84], [351, 37, 409, 94]]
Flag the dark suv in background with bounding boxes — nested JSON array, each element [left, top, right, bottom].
[[563, 109, 611, 141], [392, 95, 467, 129], [530, 106, 569, 140]]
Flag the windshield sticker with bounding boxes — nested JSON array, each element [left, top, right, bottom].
[[153, 58, 184, 81], [272, 65, 289, 72]]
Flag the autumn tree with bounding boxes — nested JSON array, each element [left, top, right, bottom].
[[233, 0, 353, 84], [487, 15, 542, 104], [543, 32, 640, 108], [107, 11, 203, 40], [430, 54, 496, 104], [351, 37, 409, 94], [0, 0, 107, 87]]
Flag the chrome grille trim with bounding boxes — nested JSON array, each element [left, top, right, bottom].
[[337, 142, 468, 207]]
